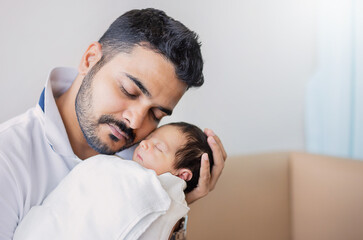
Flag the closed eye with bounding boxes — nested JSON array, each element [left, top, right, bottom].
[[150, 108, 166, 123], [155, 144, 163, 152], [150, 111, 162, 122], [120, 86, 137, 99]]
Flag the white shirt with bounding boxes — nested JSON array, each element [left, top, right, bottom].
[[0, 67, 134, 240], [13, 155, 189, 240]]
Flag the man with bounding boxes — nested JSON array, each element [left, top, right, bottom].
[[0, 8, 227, 239]]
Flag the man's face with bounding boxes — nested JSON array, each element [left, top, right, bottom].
[[132, 125, 185, 175], [75, 45, 187, 154]]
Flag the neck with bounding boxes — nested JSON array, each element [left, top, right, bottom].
[[56, 74, 99, 160]]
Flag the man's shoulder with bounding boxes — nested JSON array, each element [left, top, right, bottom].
[[0, 106, 44, 147], [0, 106, 42, 131]]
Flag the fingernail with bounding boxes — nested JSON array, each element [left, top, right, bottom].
[[203, 153, 209, 161]]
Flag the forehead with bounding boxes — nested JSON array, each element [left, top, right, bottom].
[[150, 125, 186, 146], [149, 125, 182, 137]]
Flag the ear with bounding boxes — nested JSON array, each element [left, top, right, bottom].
[[176, 168, 193, 182], [78, 42, 103, 76]]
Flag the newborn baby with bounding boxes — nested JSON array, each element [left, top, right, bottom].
[[13, 122, 214, 240], [133, 122, 214, 193]]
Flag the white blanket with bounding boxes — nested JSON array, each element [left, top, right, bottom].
[[13, 155, 189, 240]]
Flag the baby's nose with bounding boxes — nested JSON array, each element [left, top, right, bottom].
[[140, 140, 149, 150]]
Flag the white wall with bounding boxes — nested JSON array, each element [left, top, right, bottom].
[[0, 0, 317, 156]]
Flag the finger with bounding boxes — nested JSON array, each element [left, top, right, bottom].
[[198, 153, 211, 192], [200, 152, 211, 178], [204, 128, 227, 160], [210, 134, 227, 160], [207, 136, 224, 190], [207, 136, 224, 169], [185, 153, 210, 204]]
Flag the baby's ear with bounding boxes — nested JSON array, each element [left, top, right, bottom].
[[176, 168, 193, 181]]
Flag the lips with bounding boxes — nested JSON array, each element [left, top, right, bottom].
[[137, 153, 143, 162], [108, 123, 130, 140]]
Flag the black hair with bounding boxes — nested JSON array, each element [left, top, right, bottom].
[[98, 8, 204, 89], [165, 122, 214, 193]]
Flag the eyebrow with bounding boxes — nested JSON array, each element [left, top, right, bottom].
[[125, 73, 151, 97], [125, 73, 173, 116]]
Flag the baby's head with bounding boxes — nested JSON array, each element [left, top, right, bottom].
[[132, 122, 214, 193]]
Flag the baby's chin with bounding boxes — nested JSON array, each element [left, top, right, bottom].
[[131, 155, 141, 165]]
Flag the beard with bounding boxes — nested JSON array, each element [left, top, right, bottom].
[[75, 64, 136, 155]]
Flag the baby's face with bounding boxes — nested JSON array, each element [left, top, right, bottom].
[[132, 125, 185, 175]]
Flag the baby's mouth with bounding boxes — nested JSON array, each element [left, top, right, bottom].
[[137, 153, 143, 162]]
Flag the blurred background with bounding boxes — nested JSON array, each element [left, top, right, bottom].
[[0, 0, 361, 159]]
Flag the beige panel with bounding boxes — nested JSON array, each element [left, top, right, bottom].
[[187, 153, 291, 240], [290, 153, 363, 240]]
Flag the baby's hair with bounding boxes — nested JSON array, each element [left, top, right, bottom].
[[164, 122, 214, 193]]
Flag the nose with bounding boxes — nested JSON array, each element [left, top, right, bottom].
[[123, 104, 148, 129], [140, 140, 151, 150]]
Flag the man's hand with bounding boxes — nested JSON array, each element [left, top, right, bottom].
[[185, 129, 227, 204]]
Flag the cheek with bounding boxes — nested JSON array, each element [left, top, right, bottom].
[[154, 157, 172, 175], [151, 161, 165, 175], [143, 152, 157, 169], [134, 122, 158, 143], [91, 79, 129, 115]]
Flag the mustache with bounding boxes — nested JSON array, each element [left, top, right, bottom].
[[98, 115, 135, 143]]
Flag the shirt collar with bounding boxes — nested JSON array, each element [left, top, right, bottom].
[[43, 67, 79, 158]]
